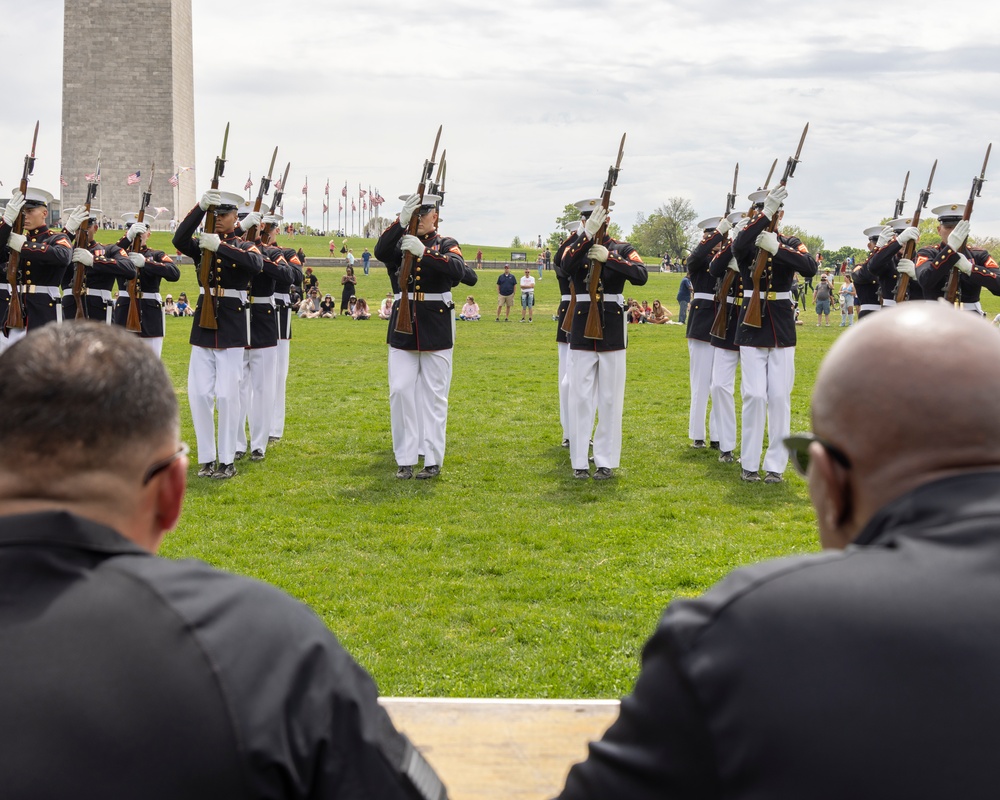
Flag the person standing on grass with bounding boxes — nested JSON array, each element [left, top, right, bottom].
[[520, 267, 536, 322], [173, 190, 263, 481], [554, 221, 581, 449], [814, 273, 833, 326], [557, 303, 1000, 800], [362, 246, 371, 275], [476, 248, 483, 269], [0, 322, 447, 800], [838, 271, 856, 326], [375, 191, 475, 480], [561, 198, 647, 481], [496, 263, 516, 321], [340, 265, 356, 315], [681, 218, 720, 450]]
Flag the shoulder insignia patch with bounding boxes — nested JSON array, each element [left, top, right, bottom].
[[628, 250, 644, 263]]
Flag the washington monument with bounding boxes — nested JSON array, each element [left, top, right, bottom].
[[61, 0, 196, 225]]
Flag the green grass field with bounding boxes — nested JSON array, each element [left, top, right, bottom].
[[98, 229, 1000, 699]]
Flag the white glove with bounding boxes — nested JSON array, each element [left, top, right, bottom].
[[584, 206, 607, 239], [896, 258, 915, 278], [399, 194, 422, 227], [198, 232, 221, 252], [199, 189, 222, 211], [948, 220, 971, 252], [2, 190, 25, 227], [126, 222, 146, 242], [755, 230, 779, 255], [762, 185, 788, 219], [896, 226, 919, 247], [240, 211, 262, 232], [955, 253, 973, 275], [263, 214, 281, 226], [728, 257, 740, 273], [716, 218, 732, 236], [72, 247, 94, 266], [876, 225, 895, 248], [587, 244, 609, 263], [400, 234, 425, 258], [129, 252, 145, 269], [7, 232, 26, 252], [732, 217, 750, 234], [63, 205, 91, 236]]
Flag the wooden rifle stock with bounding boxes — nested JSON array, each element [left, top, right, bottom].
[[895, 161, 936, 303], [197, 204, 219, 330], [122, 163, 151, 333], [710, 269, 736, 340], [72, 202, 94, 320], [945, 145, 990, 304]]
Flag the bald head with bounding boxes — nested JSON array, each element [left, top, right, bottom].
[[809, 304, 1000, 545]]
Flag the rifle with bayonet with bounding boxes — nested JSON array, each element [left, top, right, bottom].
[[5, 121, 39, 331], [895, 162, 935, 303], [198, 123, 229, 330], [944, 143, 991, 305], [122, 162, 153, 331], [707, 161, 755, 340], [395, 125, 442, 335], [72, 154, 101, 320], [582, 133, 627, 340], [269, 162, 290, 215], [893, 171, 910, 221], [743, 123, 809, 329], [244, 147, 277, 242], [429, 151, 447, 205]]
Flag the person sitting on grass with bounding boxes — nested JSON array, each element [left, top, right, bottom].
[[627, 300, 646, 324], [164, 294, 177, 316], [298, 288, 322, 318], [175, 292, 194, 317], [347, 296, 357, 318], [319, 293, 336, 319], [353, 297, 371, 320], [460, 295, 481, 321], [378, 292, 393, 320], [647, 299, 671, 324]]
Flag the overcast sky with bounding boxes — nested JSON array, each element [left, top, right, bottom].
[[5, 0, 1000, 249]]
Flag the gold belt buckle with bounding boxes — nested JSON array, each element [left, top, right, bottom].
[[766, 291, 777, 301], [413, 292, 424, 301]]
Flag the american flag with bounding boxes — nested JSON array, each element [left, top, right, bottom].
[[59, 175, 69, 187], [302, 178, 308, 195], [363, 199, 367, 211], [338, 201, 343, 212], [244, 172, 253, 191], [85, 171, 100, 183], [153, 206, 170, 216], [359, 188, 367, 198], [323, 202, 329, 213], [168, 174, 179, 187], [126, 171, 141, 186], [324, 179, 329, 196], [351, 200, 356, 212], [341, 185, 347, 198], [274, 177, 283, 192]]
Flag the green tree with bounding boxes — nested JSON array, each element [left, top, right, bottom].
[[821, 245, 868, 267], [629, 198, 698, 259], [511, 235, 523, 248], [972, 236, 1000, 261], [546, 204, 623, 252]]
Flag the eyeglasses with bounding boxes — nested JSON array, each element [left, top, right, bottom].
[[141, 442, 189, 485], [782, 433, 851, 477]]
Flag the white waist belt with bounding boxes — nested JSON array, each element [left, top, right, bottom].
[[859, 304, 882, 312], [23, 284, 62, 298], [393, 292, 453, 303], [199, 287, 248, 302], [251, 297, 276, 305], [964, 301, 984, 313], [692, 292, 716, 301], [726, 296, 739, 305], [141, 292, 162, 302], [881, 299, 897, 307], [742, 290, 792, 300], [573, 293, 625, 304], [273, 293, 291, 303], [88, 289, 114, 301], [0, 283, 10, 292], [560, 294, 571, 301]]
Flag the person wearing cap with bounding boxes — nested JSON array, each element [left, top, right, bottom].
[[109, 213, 181, 355], [520, 267, 536, 322], [233, 205, 295, 463], [374, 191, 475, 480], [172, 189, 263, 480], [731, 184, 817, 483], [865, 217, 921, 305], [707, 211, 750, 465], [263, 216, 304, 445], [851, 224, 895, 320], [496, 263, 516, 321], [60, 207, 137, 326], [0, 188, 73, 346], [912, 204, 1000, 311], [559, 198, 647, 480], [683, 216, 729, 450]]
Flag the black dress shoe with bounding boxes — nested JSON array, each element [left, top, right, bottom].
[[710, 440, 720, 450], [250, 449, 265, 462], [212, 463, 237, 479], [593, 467, 614, 480], [741, 469, 761, 482], [396, 465, 413, 479], [573, 468, 590, 479], [561, 438, 570, 448], [719, 451, 735, 464], [764, 471, 783, 484], [268, 436, 281, 444], [234, 450, 246, 461], [197, 462, 216, 478], [416, 464, 441, 479], [691, 440, 707, 449]]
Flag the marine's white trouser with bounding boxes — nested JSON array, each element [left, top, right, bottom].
[[557, 341, 571, 442], [739, 346, 795, 474], [710, 347, 740, 453], [2, 328, 26, 353], [237, 347, 278, 455], [142, 337, 164, 358], [388, 346, 453, 467], [687, 339, 717, 441], [188, 346, 245, 465], [568, 348, 626, 470], [271, 339, 291, 438]]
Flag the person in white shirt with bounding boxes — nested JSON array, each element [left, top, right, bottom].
[[520, 268, 536, 322]]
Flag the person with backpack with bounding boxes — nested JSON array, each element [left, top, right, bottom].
[[814, 273, 833, 326]]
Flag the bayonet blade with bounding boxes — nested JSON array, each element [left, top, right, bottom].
[[434, 150, 447, 184], [439, 158, 447, 195], [429, 125, 443, 166], [762, 158, 778, 190], [29, 120, 39, 159], [900, 170, 910, 204], [793, 122, 809, 162], [145, 162, 155, 193], [732, 162, 740, 195], [615, 132, 627, 170], [220, 122, 230, 161], [266, 146, 278, 180], [977, 142, 992, 195]]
